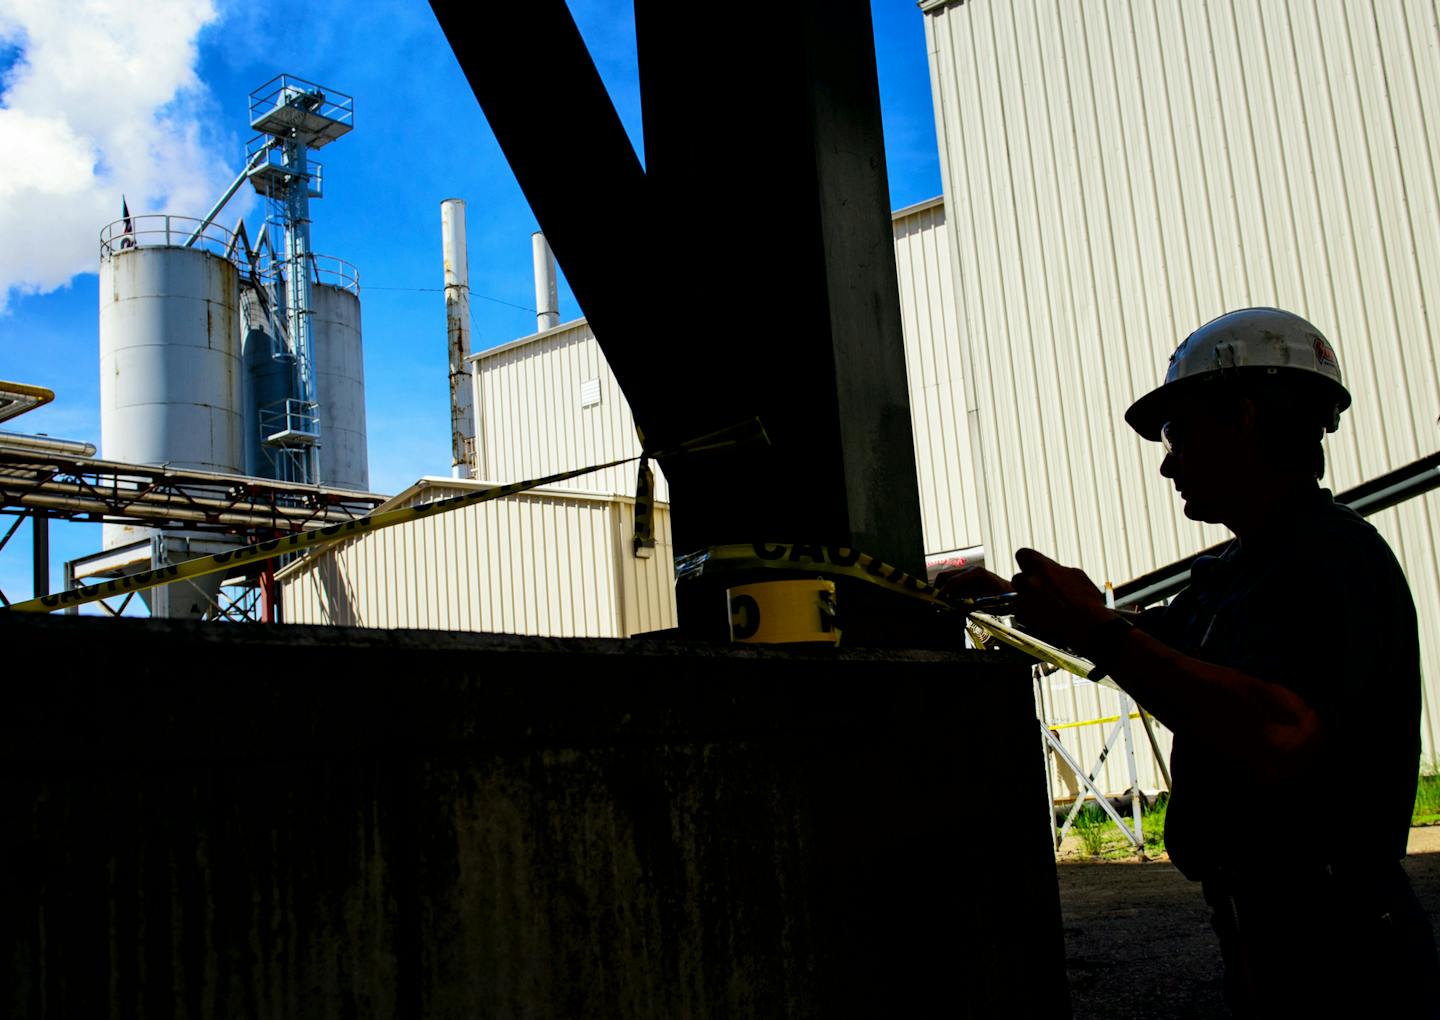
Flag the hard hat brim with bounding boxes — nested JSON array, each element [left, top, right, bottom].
[[1125, 368, 1353, 442], [1124, 378, 1198, 442]]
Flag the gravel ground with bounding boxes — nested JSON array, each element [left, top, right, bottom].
[[1059, 828, 1440, 1019]]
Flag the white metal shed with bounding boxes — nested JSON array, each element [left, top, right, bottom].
[[278, 478, 675, 638]]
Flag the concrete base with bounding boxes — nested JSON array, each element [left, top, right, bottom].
[[1, 615, 1069, 1018]]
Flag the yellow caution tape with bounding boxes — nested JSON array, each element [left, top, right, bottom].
[[1048, 712, 1141, 732], [676, 542, 949, 606], [677, 545, 1123, 685], [4, 419, 771, 616], [2, 454, 648, 614]]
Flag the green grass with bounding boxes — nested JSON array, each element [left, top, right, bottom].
[[1063, 795, 1170, 859], [1058, 778, 1435, 862], [1071, 804, 1112, 857], [1142, 793, 1168, 855], [1415, 774, 1440, 827]]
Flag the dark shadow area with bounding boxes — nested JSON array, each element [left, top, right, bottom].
[[1060, 851, 1440, 1019], [3, 613, 1069, 1018]]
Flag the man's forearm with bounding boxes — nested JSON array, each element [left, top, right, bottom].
[[1082, 613, 1324, 780]]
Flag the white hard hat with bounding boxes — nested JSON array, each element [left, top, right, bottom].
[[1124, 307, 1352, 442]]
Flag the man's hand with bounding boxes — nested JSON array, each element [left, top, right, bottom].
[[1010, 551, 1326, 779], [934, 565, 1014, 601], [1010, 548, 1112, 649]]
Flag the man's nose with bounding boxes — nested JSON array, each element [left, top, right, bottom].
[[1160, 451, 1178, 479]]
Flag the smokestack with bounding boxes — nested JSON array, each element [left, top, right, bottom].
[[442, 199, 477, 478], [532, 231, 559, 332]]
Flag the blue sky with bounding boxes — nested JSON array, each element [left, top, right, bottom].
[[0, 0, 941, 607]]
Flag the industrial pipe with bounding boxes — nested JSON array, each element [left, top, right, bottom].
[[184, 139, 277, 249], [1115, 450, 1440, 608], [1, 476, 368, 530], [532, 232, 559, 332], [0, 431, 97, 457], [442, 199, 477, 478], [5, 488, 349, 532]]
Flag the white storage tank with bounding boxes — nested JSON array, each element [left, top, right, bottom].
[[99, 241, 244, 475], [311, 269, 369, 492], [97, 218, 245, 617]]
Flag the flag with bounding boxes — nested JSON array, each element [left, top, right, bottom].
[[120, 197, 135, 250]]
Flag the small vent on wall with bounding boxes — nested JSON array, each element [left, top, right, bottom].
[[580, 378, 601, 408]]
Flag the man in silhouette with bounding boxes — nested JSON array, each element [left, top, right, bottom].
[[953, 308, 1438, 1016]]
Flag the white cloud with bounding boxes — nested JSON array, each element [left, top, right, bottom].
[[0, 0, 234, 313]]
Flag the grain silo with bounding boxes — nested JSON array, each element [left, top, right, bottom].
[[80, 74, 369, 619], [98, 226, 244, 477], [96, 215, 247, 617], [311, 265, 369, 492]]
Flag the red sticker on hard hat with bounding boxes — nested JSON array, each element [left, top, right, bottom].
[[1313, 336, 1338, 368]]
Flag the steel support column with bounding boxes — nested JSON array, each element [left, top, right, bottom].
[[260, 564, 278, 624], [429, 1, 924, 579], [31, 510, 47, 598]]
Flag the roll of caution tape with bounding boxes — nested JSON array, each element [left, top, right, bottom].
[[727, 579, 839, 645], [677, 542, 949, 608]]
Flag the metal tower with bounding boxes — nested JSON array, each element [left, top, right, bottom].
[[245, 74, 353, 484]]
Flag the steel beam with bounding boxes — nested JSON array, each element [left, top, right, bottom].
[[429, 1, 653, 424], [31, 511, 47, 597], [429, 1, 924, 578], [0, 449, 385, 535]]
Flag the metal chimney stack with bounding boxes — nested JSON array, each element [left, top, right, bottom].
[[532, 232, 559, 332], [442, 199, 476, 478]]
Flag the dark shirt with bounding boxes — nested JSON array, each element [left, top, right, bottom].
[[1147, 486, 1421, 879]]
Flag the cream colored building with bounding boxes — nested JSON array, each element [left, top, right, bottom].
[[278, 479, 676, 638], [279, 316, 677, 638]]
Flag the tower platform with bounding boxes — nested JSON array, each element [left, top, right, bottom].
[[248, 74, 353, 148]]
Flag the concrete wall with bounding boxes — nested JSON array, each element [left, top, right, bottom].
[[0, 614, 1067, 1019]]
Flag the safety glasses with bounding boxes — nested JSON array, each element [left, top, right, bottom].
[[1161, 420, 1180, 456]]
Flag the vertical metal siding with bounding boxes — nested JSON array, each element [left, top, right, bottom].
[[472, 322, 671, 502], [892, 199, 984, 554], [279, 484, 676, 638], [924, 0, 1440, 767]]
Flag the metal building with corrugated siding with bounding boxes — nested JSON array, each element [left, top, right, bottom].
[[892, 196, 984, 557], [920, 0, 1440, 775], [466, 317, 670, 502], [278, 478, 675, 638]]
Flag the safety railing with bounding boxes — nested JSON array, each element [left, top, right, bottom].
[[260, 399, 320, 446], [99, 214, 254, 271], [254, 252, 360, 295], [245, 135, 324, 198], [248, 74, 353, 135], [308, 253, 359, 293]]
